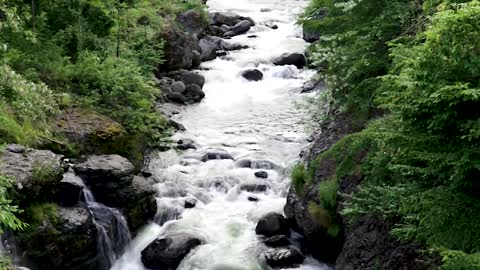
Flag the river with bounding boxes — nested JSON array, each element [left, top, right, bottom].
[[111, 0, 328, 269]]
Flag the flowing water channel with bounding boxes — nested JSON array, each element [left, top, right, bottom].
[[111, 0, 329, 269]]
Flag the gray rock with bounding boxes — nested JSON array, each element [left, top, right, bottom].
[[183, 84, 206, 103], [264, 247, 305, 268], [17, 206, 98, 270], [141, 234, 202, 270], [240, 184, 268, 193], [201, 150, 234, 162], [167, 92, 187, 104], [171, 81, 186, 93], [168, 70, 206, 88], [157, 27, 201, 71], [231, 20, 251, 34], [0, 145, 63, 203], [74, 155, 135, 193], [264, 235, 291, 247], [200, 38, 219, 61], [176, 10, 208, 36], [241, 69, 263, 81], [212, 12, 242, 26], [221, 41, 248, 51], [59, 172, 85, 207], [255, 212, 290, 237], [273, 53, 306, 69], [192, 50, 202, 67]]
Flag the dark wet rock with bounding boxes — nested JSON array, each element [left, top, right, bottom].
[[192, 50, 202, 68], [16, 206, 97, 270], [167, 92, 187, 104], [265, 22, 278, 29], [183, 84, 206, 103], [141, 234, 202, 270], [169, 120, 186, 131], [231, 20, 252, 34], [58, 173, 85, 207], [273, 53, 306, 69], [157, 27, 201, 71], [255, 212, 290, 237], [216, 50, 227, 57], [254, 171, 268, 179], [171, 81, 186, 93], [74, 156, 156, 231], [264, 235, 291, 247], [248, 196, 259, 202], [0, 145, 63, 204], [201, 150, 234, 162], [240, 184, 268, 193], [207, 25, 227, 36], [52, 107, 126, 155], [74, 155, 134, 193], [199, 38, 220, 61], [303, 29, 320, 43], [177, 139, 197, 150], [261, 8, 272, 12], [212, 12, 245, 26], [184, 198, 197, 209], [120, 176, 157, 231], [301, 78, 324, 93], [336, 215, 437, 270], [176, 9, 208, 37], [168, 70, 206, 89], [223, 31, 236, 37], [241, 69, 263, 81], [247, 35, 258, 38], [221, 41, 248, 51], [264, 247, 305, 268], [235, 159, 283, 171], [141, 170, 153, 178]]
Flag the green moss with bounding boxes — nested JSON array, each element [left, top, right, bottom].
[[24, 203, 59, 229], [292, 163, 308, 193], [31, 163, 63, 185]]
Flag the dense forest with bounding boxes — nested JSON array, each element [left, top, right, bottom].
[[294, 0, 480, 268]]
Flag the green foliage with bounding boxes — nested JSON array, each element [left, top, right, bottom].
[[304, 0, 480, 267], [0, 256, 13, 270], [439, 250, 480, 270], [291, 163, 308, 192], [24, 203, 58, 229], [31, 163, 63, 185], [0, 175, 27, 233]]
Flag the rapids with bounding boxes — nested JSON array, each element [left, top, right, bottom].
[[111, 0, 329, 269]]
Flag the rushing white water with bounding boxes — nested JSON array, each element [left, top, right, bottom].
[[112, 0, 329, 269]]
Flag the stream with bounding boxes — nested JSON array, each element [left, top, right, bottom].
[[111, 0, 329, 269]]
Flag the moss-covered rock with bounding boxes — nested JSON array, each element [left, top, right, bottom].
[[52, 107, 127, 156], [16, 204, 97, 270], [0, 144, 64, 206]]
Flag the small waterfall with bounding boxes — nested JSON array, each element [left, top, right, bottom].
[[81, 185, 131, 269]]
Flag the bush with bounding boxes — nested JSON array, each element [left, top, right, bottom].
[[292, 163, 307, 192]]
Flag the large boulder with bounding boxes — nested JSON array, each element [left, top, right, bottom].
[[176, 9, 208, 37], [183, 84, 206, 103], [16, 206, 98, 270], [199, 38, 219, 61], [0, 144, 64, 205], [141, 234, 202, 270], [74, 155, 134, 196], [74, 155, 157, 231], [273, 53, 306, 69], [264, 247, 305, 268], [157, 27, 201, 71], [231, 20, 252, 35], [255, 212, 290, 237], [52, 107, 125, 155], [241, 69, 263, 81], [167, 70, 206, 88], [58, 172, 86, 207]]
